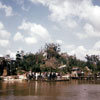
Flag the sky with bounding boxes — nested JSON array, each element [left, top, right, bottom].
[[0, 0, 100, 60]]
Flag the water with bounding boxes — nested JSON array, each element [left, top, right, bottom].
[[0, 80, 100, 100]]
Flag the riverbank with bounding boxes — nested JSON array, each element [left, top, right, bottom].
[[1, 75, 100, 82]]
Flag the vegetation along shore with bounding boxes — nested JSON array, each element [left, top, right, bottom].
[[0, 43, 100, 81]]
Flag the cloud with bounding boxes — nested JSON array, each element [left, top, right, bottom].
[[15, 0, 30, 11], [0, 54, 3, 57], [14, 20, 51, 45], [93, 41, 100, 51], [21, 5, 30, 11], [87, 41, 100, 56], [66, 19, 78, 29], [30, 0, 47, 5], [0, 22, 4, 29], [15, 0, 25, 5], [0, 22, 10, 48], [30, 0, 78, 21], [68, 45, 87, 60], [77, 23, 100, 39], [5, 50, 16, 60], [56, 40, 63, 44], [29, 0, 85, 21], [13, 31, 37, 45], [0, 21, 11, 39], [76, 33, 87, 39], [84, 23, 100, 37], [0, 30, 10, 39], [64, 45, 75, 50], [13, 32, 24, 41], [18, 20, 51, 42], [0, 39, 9, 47], [25, 37, 38, 44], [30, 0, 100, 38], [0, 2, 13, 16], [65, 41, 100, 60]]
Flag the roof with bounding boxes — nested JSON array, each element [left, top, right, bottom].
[[58, 65, 66, 69], [71, 67, 79, 71]]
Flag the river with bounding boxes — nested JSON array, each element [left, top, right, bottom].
[[0, 80, 100, 100]]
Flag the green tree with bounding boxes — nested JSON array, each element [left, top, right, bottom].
[[45, 43, 61, 59], [85, 55, 99, 72]]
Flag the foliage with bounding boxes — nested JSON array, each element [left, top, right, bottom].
[[85, 55, 100, 72], [1, 43, 100, 75]]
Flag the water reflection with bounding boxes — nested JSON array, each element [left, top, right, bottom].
[[0, 80, 100, 100]]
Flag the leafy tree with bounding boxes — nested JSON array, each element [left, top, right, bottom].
[[0, 58, 5, 75], [44, 43, 61, 59], [85, 55, 100, 72]]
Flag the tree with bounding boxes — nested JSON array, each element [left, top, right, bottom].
[[44, 43, 61, 59], [85, 55, 100, 72], [0, 57, 5, 75]]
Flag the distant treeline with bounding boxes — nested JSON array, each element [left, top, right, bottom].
[[0, 43, 100, 76]]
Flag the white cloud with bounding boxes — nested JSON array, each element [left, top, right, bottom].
[[0, 22, 10, 48], [30, 0, 47, 5], [19, 20, 51, 41], [93, 41, 100, 51], [64, 45, 75, 50], [84, 23, 100, 37], [0, 39, 9, 47], [30, 0, 100, 38], [76, 33, 87, 39], [31, 24, 50, 39], [65, 41, 100, 60], [0, 22, 4, 29], [0, 22, 11, 39], [68, 46, 87, 60], [13, 31, 38, 45], [25, 37, 38, 44], [87, 41, 100, 56], [60, 44, 88, 60], [56, 40, 63, 44], [13, 32, 24, 41], [16, 0, 25, 5], [0, 29, 11, 39], [5, 50, 16, 60], [29, 0, 86, 21], [59, 43, 76, 53], [0, 54, 3, 57], [15, 0, 30, 11], [77, 23, 100, 39], [66, 19, 78, 29], [0, 2, 13, 16], [21, 5, 30, 11], [80, 2, 100, 30]]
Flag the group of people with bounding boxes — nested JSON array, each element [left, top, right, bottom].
[[26, 72, 61, 80]]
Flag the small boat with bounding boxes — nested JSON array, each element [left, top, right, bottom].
[[3, 76, 15, 81], [44, 79, 69, 82], [2, 75, 27, 81], [43, 77, 70, 82]]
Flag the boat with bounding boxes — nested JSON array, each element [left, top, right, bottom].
[[43, 76, 70, 82], [2, 75, 27, 81], [43, 79, 70, 82]]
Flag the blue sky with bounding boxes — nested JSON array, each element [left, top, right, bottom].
[[0, 0, 100, 60]]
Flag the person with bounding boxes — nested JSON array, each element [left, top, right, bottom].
[[52, 72, 56, 80], [32, 72, 35, 80], [49, 72, 52, 80], [35, 73, 38, 80]]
